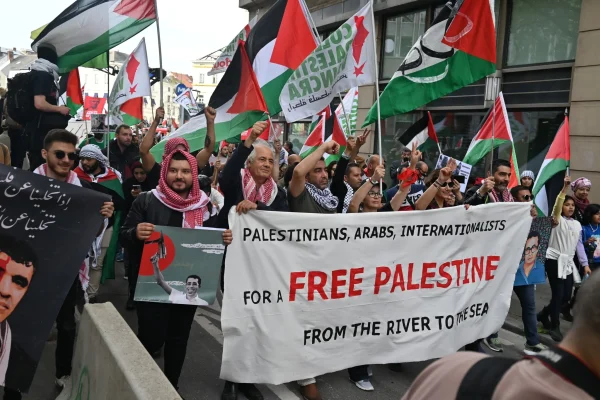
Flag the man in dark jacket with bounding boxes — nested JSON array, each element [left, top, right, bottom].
[[218, 121, 287, 400], [463, 158, 513, 353], [103, 124, 140, 180], [120, 149, 232, 394], [464, 159, 512, 206], [330, 129, 370, 213]]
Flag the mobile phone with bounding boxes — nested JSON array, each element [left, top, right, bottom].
[[133, 185, 141, 190], [454, 175, 465, 184]]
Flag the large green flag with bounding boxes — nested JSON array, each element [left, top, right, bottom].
[[363, 0, 496, 126]]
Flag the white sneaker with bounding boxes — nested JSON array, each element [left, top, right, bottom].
[[353, 379, 374, 391], [55, 375, 69, 388]]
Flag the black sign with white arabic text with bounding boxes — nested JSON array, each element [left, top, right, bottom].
[[0, 165, 107, 393]]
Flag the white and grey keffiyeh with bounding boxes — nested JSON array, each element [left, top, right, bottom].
[[30, 58, 60, 83], [306, 182, 339, 212], [80, 144, 108, 167], [342, 182, 354, 213]]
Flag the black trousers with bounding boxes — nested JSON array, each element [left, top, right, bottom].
[[55, 279, 79, 378], [136, 301, 196, 388], [348, 365, 369, 382], [541, 259, 573, 329], [128, 259, 140, 301], [7, 129, 25, 169]]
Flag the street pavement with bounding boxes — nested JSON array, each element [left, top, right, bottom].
[[5, 263, 568, 400]]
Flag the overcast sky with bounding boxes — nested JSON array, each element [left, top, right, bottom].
[[2, 0, 249, 74]]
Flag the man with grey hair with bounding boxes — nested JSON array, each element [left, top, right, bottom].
[[218, 121, 287, 400]]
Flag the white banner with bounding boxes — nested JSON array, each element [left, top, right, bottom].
[[220, 203, 532, 384], [279, 2, 375, 122], [208, 16, 258, 76]]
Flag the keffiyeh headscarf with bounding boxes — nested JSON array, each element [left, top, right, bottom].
[[241, 168, 278, 206], [163, 137, 190, 159], [571, 177, 592, 213], [80, 144, 108, 167], [151, 150, 210, 229], [305, 183, 339, 212]]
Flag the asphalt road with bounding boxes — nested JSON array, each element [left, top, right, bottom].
[[6, 263, 534, 400]]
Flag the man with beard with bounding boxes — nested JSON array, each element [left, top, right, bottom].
[[2, 130, 115, 400], [218, 121, 287, 400], [330, 130, 370, 213], [102, 124, 140, 181], [74, 145, 125, 302], [140, 107, 216, 188], [464, 159, 513, 206], [287, 140, 340, 400], [464, 159, 514, 353], [120, 149, 232, 396]]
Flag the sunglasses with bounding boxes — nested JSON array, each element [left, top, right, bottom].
[[53, 150, 77, 161], [417, 167, 429, 177], [522, 195, 532, 201], [367, 191, 383, 198]]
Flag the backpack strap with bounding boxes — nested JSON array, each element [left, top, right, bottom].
[[456, 357, 518, 400]]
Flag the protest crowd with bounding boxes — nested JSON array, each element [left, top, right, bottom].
[[1, 0, 600, 399]]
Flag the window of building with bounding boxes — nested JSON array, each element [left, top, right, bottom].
[[167, 96, 170, 103], [379, 110, 566, 186], [382, 10, 426, 79], [212, 76, 217, 84], [199, 73, 205, 83], [94, 75, 98, 84], [168, 87, 171, 93], [506, 0, 582, 67]]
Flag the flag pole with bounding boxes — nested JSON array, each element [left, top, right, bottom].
[[266, 114, 277, 143], [106, 51, 110, 164], [565, 107, 570, 176], [490, 98, 496, 175], [153, 0, 164, 107], [369, 0, 384, 192], [301, 0, 353, 137]]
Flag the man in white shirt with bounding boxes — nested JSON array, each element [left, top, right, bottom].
[[152, 254, 208, 306]]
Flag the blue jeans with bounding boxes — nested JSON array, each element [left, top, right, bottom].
[[514, 284, 539, 345]]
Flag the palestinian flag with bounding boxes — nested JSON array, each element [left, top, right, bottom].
[[463, 92, 520, 188], [119, 97, 143, 125], [245, 0, 318, 115], [31, 0, 156, 73], [151, 42, 268, 159], [300, 107, 346, 166], [363, 0, 496, 126], [533, 116, 570, 216], [397, 112, 438, 152], [73, 165, 124, 282], [59, 68, 84, 115]]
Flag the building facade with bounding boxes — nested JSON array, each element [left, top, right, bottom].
[[191, 53, 223, 108], [239, 0, 599, 197]]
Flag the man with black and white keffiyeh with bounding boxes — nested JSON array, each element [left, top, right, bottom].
[[286, 139, 343, 400], [330, 129, 371, 213]]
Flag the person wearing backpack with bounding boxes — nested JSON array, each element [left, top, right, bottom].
[[401, 271, 600, 400], [14, 44, 71, 170]]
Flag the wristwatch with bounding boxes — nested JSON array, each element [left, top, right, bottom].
[[368, 178, 379, 185], [341, 152, 350, 160]]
